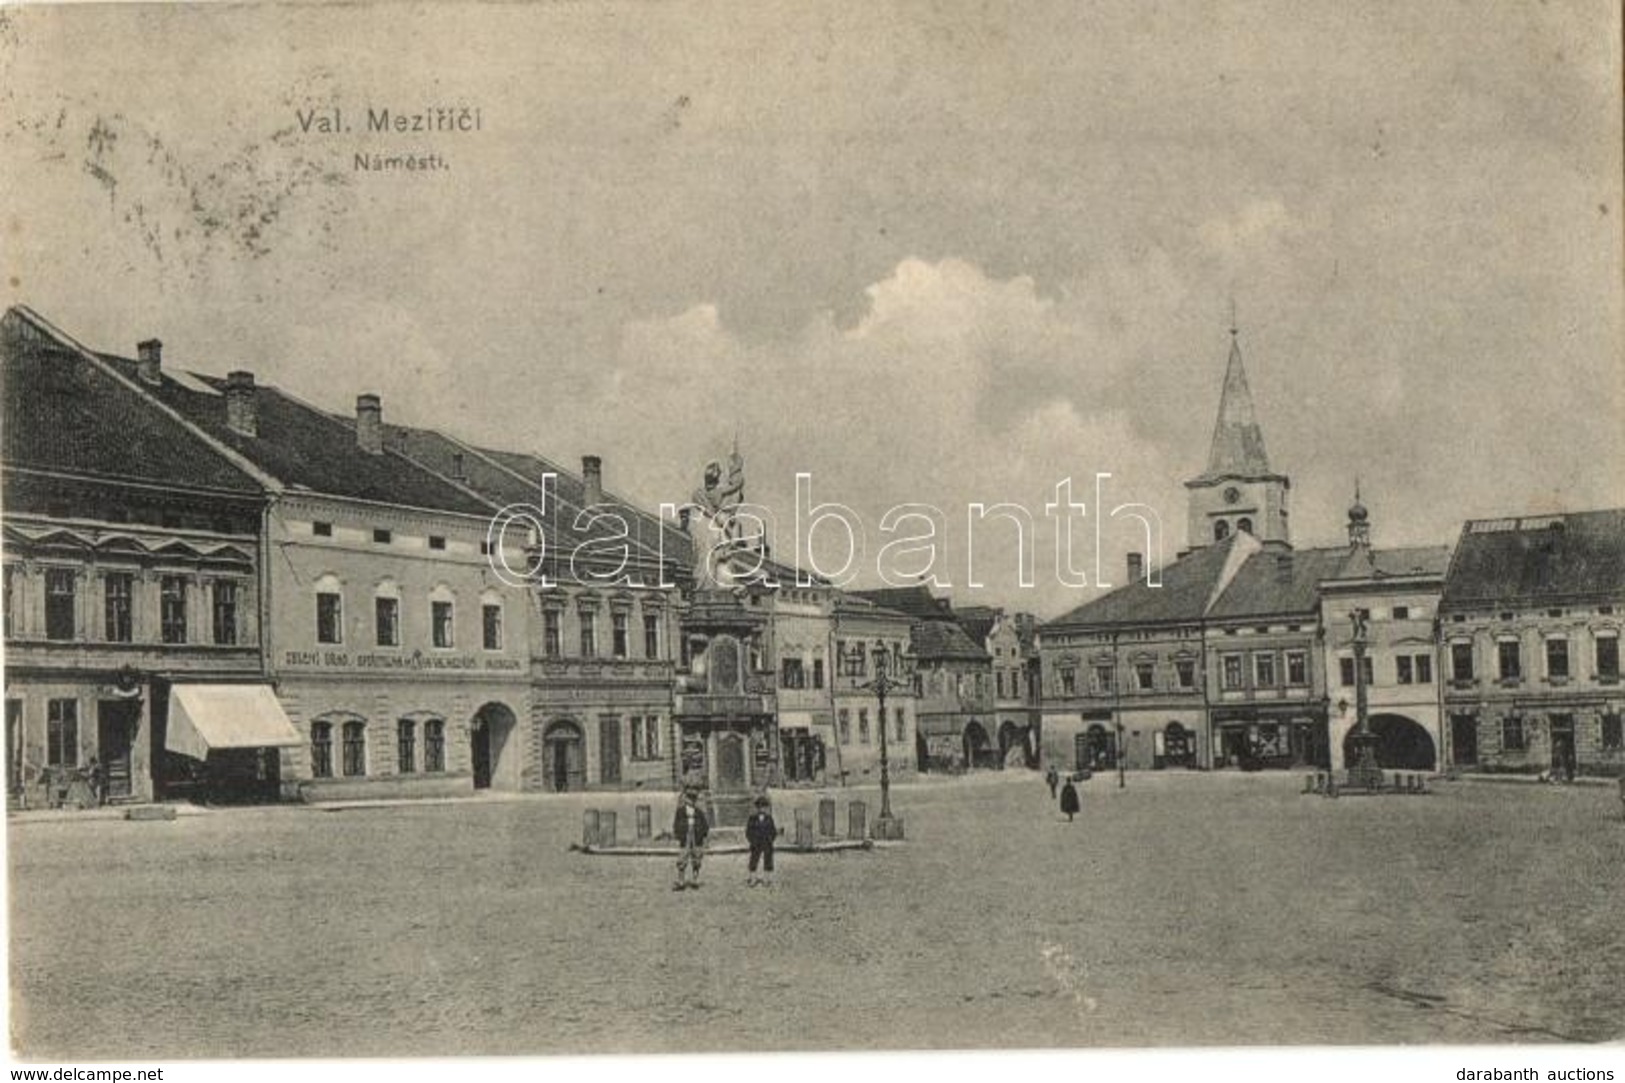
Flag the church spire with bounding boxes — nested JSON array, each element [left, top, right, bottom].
[[1203, 326, 1273, 478]]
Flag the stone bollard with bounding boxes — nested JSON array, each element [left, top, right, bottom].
[[583, 809, 601, 848], [1303, 774, 1316, 794], [1315, 773, 1327, 794], [1393, 772, 1405, 792], [599, 810, 617, 848], [818, 797, 837, 838], [1326, 779, 1339, 798], [795, 808, 814, 848], [848, 800, 867, 841], [635, 804, 652, 840]]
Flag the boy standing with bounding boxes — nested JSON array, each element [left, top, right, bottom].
[[672, 787, 710, 891], [745, 795, 777, 887]]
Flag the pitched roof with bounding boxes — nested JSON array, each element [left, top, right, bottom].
[[1442, 509, 1625, 607], [1323, 544, 1453, 583], [1045, 534, 1244, 628], [1207, 545, 1353, 620], [953, 604, 1001, 645], [94, 356, 495, 517], [1191, 333, 1279, 483], [910, 618, 990, 662], [1, 308, 261, 495], [849, 585, 955, 621]]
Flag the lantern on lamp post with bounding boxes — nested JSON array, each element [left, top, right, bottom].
[[865, 642, 909, 840]]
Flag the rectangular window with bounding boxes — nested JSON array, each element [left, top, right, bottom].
[[1602, 713, 1623, 751], [1452, 641, 1475, 681], [310, 723, 333, 779], [212, 580, 238, 645], [838, 708, 851, 745], [428, 535, 446, 551], [2, 564, 12, 637], [312, 521, 333, 537], [160, 576, 188, 644], [341, 720, 366, 777], [46, 699, 78, 767], [1598, 635, 1621, 679], [316, 591, 343, 645], [812, 658, 825, 690], [1222, 654, 1244, 691], [424, 720, 445, 772], [611, 612, 629, 658], [45, 568, 76, 641], [1285, 651, 1307, 686], [781, 657, 805, 689], [858, 708, 870, 745], [1415, 655, 1432, 684], [104, 572, 134, 643], [544, 610, 562, 658], [1095, 665, 1115, 693], [1060, 668, 1076, 696], [1501, 714, 1526, 751], [644, 613, 660, 659], [1498, 640, 1522, 681], [894, 707, 905, 742], [1392, 605, 1410, 620], [432, 601, 455, 649], [579, 610, 597, 658], [1253, 653, 1276, 688], [1339, 658, 1355, 687], [397, 719, 416, 774], [1397, 656, 1414, 685], [1135, 663, 1154, 691], [483, 603, 503, 651], [644, 716, 662, 759], [375, 596, 400, 647], [1546, 638, 1569, 680], [372, 528, 392, 544], [1176, 660, 1196, 689]]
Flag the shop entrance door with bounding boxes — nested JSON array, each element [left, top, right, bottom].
[[97, 699, 138, 801]]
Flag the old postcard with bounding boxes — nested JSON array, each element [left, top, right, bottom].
[[2, 0, 1622, 1075]]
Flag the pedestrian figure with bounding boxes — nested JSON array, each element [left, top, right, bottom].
[[1045, 764, 1059, 799], [1059, 777, 1080, 822], [672, 787, 710, 891], [745, 795, 777, 886]]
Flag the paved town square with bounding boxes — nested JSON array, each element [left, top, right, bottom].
[[10, 773, 1622, 1058]]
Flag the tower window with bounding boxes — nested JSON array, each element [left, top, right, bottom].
[[1236, 517, 1253, 535], [1213, 520, 1231, 542]]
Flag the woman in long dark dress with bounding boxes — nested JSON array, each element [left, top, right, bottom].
[[1059, 778, 1080, 822]]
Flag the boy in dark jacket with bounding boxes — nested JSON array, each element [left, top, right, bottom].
[[745, 795, 777, 887], [672, 788, 710, 891]]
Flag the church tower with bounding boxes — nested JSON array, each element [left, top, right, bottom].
[[1184, 326, 1291, 551]]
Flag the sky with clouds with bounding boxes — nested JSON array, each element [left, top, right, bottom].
[[4, 1, 1621, 615]]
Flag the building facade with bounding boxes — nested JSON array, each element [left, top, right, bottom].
[[1439, 510, 1625, 779], [2, 306, 279, 805]]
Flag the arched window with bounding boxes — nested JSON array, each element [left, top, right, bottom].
[[310, 721, 334, 779], [1237, 517, 1254, 535], [341, 720, 367, 777], [315, 574, 344, 645], [1213, 520, 1231, 542]]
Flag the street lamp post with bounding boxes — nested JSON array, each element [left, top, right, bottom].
[[1116, 721, 1126, 789], [867, 643, 908, 839]]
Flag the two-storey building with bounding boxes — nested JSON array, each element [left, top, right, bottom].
[[828, 594, 918, 784], [1438, 510, 1625, 778], [2, 306, 287, 805], [96, 337, 536, 799]]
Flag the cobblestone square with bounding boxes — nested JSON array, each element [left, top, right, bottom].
[[9, 773, 1623, 1058]]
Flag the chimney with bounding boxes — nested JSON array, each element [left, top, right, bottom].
[[582, 454, 603, 506], [450, 451, 467, 483], [224, 370, 258, 437], [136, 339, 163, 384], [1127, 552, 1144, 583], [356, 393, 383, 454]]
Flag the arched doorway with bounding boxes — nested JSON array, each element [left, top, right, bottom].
[[1157, 722, 1195, 769], [542, 719, 585, 793], [470, 702, 518, 790], [1344, 714, 1436, 771], [1081, 723, 1117, 770], [997, 720, 1024, 770], [963, 720, 993, 769]]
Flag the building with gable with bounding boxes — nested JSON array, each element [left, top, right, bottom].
[[1438, 509, 1625, 778]]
